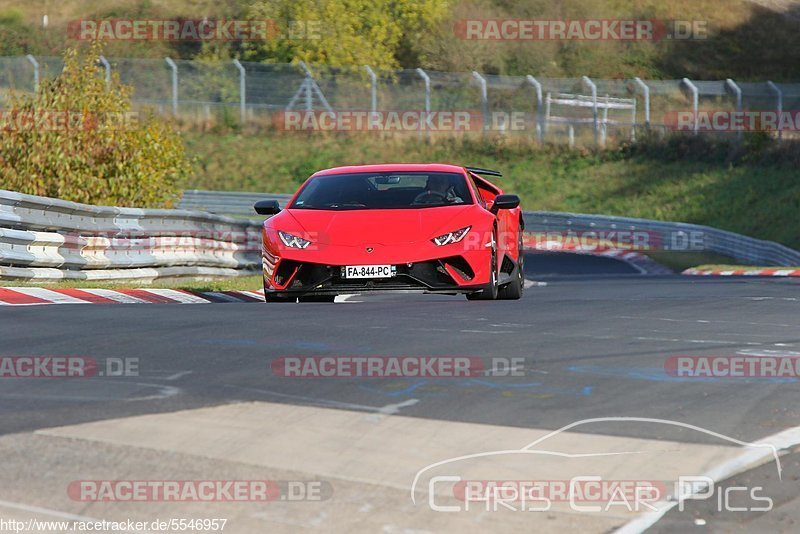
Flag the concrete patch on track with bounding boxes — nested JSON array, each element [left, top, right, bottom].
[[33, 401, 756, 532]]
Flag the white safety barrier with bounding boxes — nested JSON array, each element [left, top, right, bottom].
[[0, 189, 263, 281]]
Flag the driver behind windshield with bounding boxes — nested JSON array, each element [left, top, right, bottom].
[[413, 174, 464, 204]]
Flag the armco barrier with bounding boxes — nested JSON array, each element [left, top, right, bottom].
[[4, 188, 798, 282], [180, 190, 800, 268], [0, 189, 263, 281], [523, 211, 800, 267], [179, 190, 293, 217]]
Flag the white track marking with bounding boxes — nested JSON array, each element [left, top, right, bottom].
[[737, 349, 800, 357], [617, 315, 794, 328], [616, 425, 800, 533], [377, 399, 419, 415], [164, 370, 194, 381], [141, 289, 210, 304], [222, 385, 402, 413], [5, 287, 90, 304], [335, 294, 362, 303], [635, 336, 762, 345], [78, 288, 150, 304]]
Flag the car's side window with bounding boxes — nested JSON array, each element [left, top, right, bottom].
[[467, 173, 487, 208]]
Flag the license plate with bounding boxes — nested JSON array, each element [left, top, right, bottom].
[[343, 265, 396, 279]]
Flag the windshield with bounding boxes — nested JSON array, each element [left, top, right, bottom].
[[290, 172, 473, 210]]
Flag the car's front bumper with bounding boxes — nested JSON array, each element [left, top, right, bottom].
[[263, 256, 488, 296]]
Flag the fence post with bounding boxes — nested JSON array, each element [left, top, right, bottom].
[[298, 61, 313, 111], [472, 71, 488, 131], [233, 59, 246, 124], [582, 76, 598, 146], [681, 78, 699, 135], [725, 78, 742, 143], [416, 68, 431, 139], [164, 57, 178, 116], [525, 75, 543, 143], [767, 81, 783, 143], [633, 77, 650, 127], [364, 65, 377, 112], [25, 54, 39, 93], [98, 55, 111, 85]]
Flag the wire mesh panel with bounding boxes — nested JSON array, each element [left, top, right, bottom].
[[0, 57, 36, 106], [376, 69, 427, 112], [173, 59, 241, 122], [110, 58, 174, 113], [241, 62, 306, 115]]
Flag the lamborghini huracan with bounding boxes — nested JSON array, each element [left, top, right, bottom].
[[254, 164, 524, 302]]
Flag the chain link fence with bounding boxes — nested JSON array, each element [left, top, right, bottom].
[[0, 55, 796, 145]]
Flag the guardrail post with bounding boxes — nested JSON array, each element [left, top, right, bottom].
[[525, 75, 544, 143], [25, 54, 39, 93], [364, 65, 377, 112], [582, 76, 599, 146], [681, 78, 699, 135], [472, 71, 488, 131], [767, 81, 783, 143], [233, 59, 247, 124], [725, 78, 742, 143], [98, 55, 111, 85], [165, 57, 178, 116]]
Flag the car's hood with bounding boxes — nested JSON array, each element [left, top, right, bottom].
[[282, 206, 473, 246]]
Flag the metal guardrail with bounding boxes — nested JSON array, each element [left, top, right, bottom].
[[3, 188, 798, 281], [0, 189, 263, 281], [179, 190, 293, 217], [523, 211, 800, 267]]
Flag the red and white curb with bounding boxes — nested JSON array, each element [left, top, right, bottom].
[[0, 287, 266, 306], [683, 268, 800, 277]]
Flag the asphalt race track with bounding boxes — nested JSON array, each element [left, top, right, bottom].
[[0, 252, 798, 533]]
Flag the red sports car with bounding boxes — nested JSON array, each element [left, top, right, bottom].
[[253, 164, 524, 302]]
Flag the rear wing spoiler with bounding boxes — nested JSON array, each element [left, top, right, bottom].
[[466, 166, 502, 177]]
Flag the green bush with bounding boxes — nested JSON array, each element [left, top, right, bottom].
[[0, 44, 190, 207]]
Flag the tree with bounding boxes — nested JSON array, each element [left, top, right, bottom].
[[0, 44, 190, 207], [244, 0, 450, 70]]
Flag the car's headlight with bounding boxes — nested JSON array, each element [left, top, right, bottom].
[[432, 226, 471, 246], [278, 231, 312, 249]]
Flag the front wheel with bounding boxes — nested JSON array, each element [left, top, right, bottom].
[[466, 235, 498, 301], [498, 231, 524, 300]]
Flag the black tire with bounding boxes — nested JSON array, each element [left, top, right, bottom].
[[298, 295, 336, 303], [466, 234, 498, 301], [498, 231, 524, 300]]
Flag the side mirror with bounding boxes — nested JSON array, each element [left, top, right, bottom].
[[254, 200, 281, 215], [491, 194, 520, 213]]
